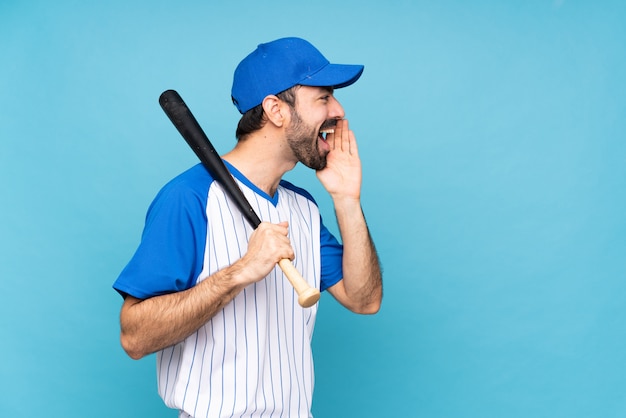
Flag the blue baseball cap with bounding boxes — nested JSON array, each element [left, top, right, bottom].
[[231, 37, 364, 114]]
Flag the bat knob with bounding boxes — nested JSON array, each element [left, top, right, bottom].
[[298, 288, 321, 308]]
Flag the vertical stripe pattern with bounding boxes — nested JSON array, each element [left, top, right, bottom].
[[158, 179, 321, 418]]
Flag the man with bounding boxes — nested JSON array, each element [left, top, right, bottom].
[[114, 37, 382, 418]]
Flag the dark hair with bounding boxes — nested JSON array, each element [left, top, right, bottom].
[[235, 86, 299, 141]]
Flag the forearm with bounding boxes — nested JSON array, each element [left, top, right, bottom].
[[333, 197, 382, 314], [315, 118, 382, 312], [120, 264, 246, 359], [119, 221, 294, 359]]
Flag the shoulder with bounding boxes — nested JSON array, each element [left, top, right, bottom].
[[154, 164, 214, 200], [163, 163, 214, 192], [147, 164, 215, 217]]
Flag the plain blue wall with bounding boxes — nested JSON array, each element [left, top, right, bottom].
[[2, 1, 625, 417]]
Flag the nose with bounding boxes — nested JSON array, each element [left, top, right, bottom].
[[328, 95, 345, 119]]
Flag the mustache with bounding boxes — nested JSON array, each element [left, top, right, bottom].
[[320, 119, 338, 131]]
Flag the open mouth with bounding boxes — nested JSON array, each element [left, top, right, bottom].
[[319, 128, 334, 141]]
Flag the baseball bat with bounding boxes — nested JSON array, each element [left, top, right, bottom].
[[158, 89, 320, 308]]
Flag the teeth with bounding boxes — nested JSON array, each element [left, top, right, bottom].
[[320, 129, 334, 134]]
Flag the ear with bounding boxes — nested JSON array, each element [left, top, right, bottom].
[[261, 95, 290, 128]]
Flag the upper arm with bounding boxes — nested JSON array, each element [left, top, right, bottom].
[[113, 171, 211, 299], [326, 279, 382, 315], [325, 279, 359, 313], [325, 279, 350, 308], [119, 295, 143, 327]]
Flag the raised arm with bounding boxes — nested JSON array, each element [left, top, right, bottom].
[[316, 119, 383, 314]]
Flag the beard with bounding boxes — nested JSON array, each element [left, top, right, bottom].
[[285, 108, 336, 170]]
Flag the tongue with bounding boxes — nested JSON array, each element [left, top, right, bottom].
[[318, 134, 330, 151]]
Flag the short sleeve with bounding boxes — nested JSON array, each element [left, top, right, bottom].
[[113, 166, 211, 299], [319, 219, 343, 291]]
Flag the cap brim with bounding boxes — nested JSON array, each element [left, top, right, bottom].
[[298, 63, 364, 89]]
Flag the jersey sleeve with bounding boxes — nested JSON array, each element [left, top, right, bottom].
[[319, 218, 343, 292], [113, 170, 211, 299]]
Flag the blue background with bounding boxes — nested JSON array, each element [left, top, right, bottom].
[[2, 1, 625, 417]]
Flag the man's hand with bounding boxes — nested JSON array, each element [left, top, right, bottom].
[[316, 119, 362, 202], [316, 118, 383, 314], [120, 220, 295, 359], [236, 221, 295, 285]]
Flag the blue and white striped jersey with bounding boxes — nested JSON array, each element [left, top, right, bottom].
[[114, 162, 343, 417]]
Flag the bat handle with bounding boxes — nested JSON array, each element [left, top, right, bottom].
[[277, 259, 321, 307]]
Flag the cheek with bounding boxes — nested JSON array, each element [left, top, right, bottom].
[[301, 106, 327, 126]]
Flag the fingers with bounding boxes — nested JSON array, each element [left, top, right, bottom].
[[348, 128, 358, 156], [329, 119, 356, 155], [250, 221, 294, 262], [237, 221, 296, 284], [329, 119, 341, 150], [257, 221, 293, 255]]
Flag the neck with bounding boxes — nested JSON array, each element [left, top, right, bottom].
[[222, 133, 296, 196]]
